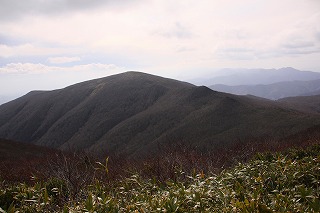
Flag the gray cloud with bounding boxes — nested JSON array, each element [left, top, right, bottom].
[[280, 38, 320, 55], [0, 0, 139, 21], [215, 44, 320, 61], [176, 46, 196, 53], [215, 47, 256, 60], [315, 31, 320, 41], [155, 22, 194, 39], [279, 48, 320, 55], [0, 34, 26, 45], [282, 41, 314, 49]]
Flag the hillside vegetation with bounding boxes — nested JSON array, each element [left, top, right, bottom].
[[0, 139, 59, 182], [1, 143, 319, 212]]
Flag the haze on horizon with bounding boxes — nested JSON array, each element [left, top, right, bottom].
[[0, 0, 320, 103]]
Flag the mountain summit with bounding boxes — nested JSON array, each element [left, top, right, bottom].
[[0, 72, 319, 157]]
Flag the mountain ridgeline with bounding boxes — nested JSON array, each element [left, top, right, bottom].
[[0, 72, 319, 157], [202, 67, 320, 86], [201, 67, 320, 100], [210, 79, 320, 100]]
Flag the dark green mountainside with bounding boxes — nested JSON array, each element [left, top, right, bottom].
[[0, 72, 319, 157], [278, 95, 320, 114]]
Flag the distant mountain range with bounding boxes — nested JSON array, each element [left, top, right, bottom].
[[198, 67, 320, 86], [210, 79, 320, 100], [0, 72, 319, 157]]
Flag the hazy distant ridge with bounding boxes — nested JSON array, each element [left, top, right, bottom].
[[201, 67, 320, 86], [210, 79, 320, 100]]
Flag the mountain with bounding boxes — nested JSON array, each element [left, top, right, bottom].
[[210, 79, 320, 100], [0, 71, 319, 157], [198, 67, 320, 86], [278, 95, 320, 114]]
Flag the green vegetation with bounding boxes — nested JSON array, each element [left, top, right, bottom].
[[1, 145, 319, 212]]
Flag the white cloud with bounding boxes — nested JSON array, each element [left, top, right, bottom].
[[154, 22, 194, 39], [0, 63, 125, 75], [0, 0, 319, 74], [48, 56, 81, 64], [0, 44, 40, 58], [0, 43, 79, 58], [0, 63, 51, 74]]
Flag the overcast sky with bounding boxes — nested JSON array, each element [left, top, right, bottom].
[[0, 0, 320, 101]]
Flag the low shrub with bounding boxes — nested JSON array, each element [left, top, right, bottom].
[[1, 144, 319, 212]]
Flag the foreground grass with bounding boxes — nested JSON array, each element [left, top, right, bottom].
[[1, 145, 320, 212]]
